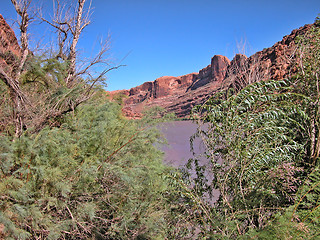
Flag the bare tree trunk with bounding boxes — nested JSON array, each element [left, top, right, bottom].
[[8, 0, 32, 137], [311, 92, 320, 164], [11, 0, 30, 74], [0, 0, 113, 136], [66, 0, 90, 87], [312, 128, 320, 163]]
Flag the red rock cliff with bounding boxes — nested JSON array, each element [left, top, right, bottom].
[[0, 14, 21, 66], [111, 23, 314, 118], [110, 55, 231, 118]]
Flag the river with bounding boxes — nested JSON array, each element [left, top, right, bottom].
[[157, 120, 219, 203], [158, 121, 203, 167]]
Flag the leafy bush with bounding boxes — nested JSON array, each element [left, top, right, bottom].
[[187, 79, 306, 237], [178, 18, 320, 239]]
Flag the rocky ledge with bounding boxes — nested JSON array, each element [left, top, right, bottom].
[[109, 23, 313, 118]]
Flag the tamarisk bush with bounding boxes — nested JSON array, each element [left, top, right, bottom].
[[0, 98, 175, 239]]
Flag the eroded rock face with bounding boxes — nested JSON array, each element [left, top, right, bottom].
[[112, 73, 199, 105], [153, 74, 197, 98], [110, 23, 314, 118], [189, 55, 230, 91], [108, 55, 231, 117], [0, 14, 21, 67], [0, 15, 20, 55]]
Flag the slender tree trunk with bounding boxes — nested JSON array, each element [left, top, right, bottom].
[[311, 105, 320, 164], [66, 0, 86, 87], [311, 73, 320, 164], [312, 129, 320, 163], [9, 0, 30, 137], [13, 95, 23, 138]]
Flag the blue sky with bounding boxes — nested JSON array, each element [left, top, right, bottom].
[[1, 0, 320, 91]]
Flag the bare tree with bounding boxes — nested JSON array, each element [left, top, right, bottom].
[[0, 0, 118, 137], [39, 0, 93, 86], [0, 0, 32, 137], [223, 53, 267, 94]]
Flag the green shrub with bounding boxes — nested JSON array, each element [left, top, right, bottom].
[[0, 100, 174, 239], [179, 17, 320, 239]]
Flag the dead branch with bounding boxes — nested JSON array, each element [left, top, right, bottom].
[[0, 0, 117, 137]]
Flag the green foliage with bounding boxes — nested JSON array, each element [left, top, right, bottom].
[[110, 92, 128, 106], [21, 56, 68, 87], [0, 99, 176, 239], [0, 80, 14, 135], [177, 17, 320, 239], [243, 167, 320, 239], [294, 21, 320, 165], [187, 79, 306, 236], [140, 106, 177, 126], [242, 208, 317, 240], [0, 53, 88, 135], [1, 50, 109, 136], [294, 168, 320, 226]]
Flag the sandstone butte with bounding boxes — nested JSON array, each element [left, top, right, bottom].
[[0, 13, 313, 118], [108, 23, 313, 118]]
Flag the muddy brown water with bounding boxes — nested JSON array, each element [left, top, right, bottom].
[[158, 121, 219, 203], [158, 121, 203, 167]]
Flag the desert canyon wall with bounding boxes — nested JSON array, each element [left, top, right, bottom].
[[110, 23, 313, 118], [0, 14, 313, 119]]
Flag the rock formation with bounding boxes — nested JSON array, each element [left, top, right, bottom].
[[109, 23, 314, 118], [0, 14, 21, 76], [0, 15, 20, 55], [188, 55, 230, 91], [1, 12, 312, 119], [0, 13, 314, 119], [0, 14, 21, 62]]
